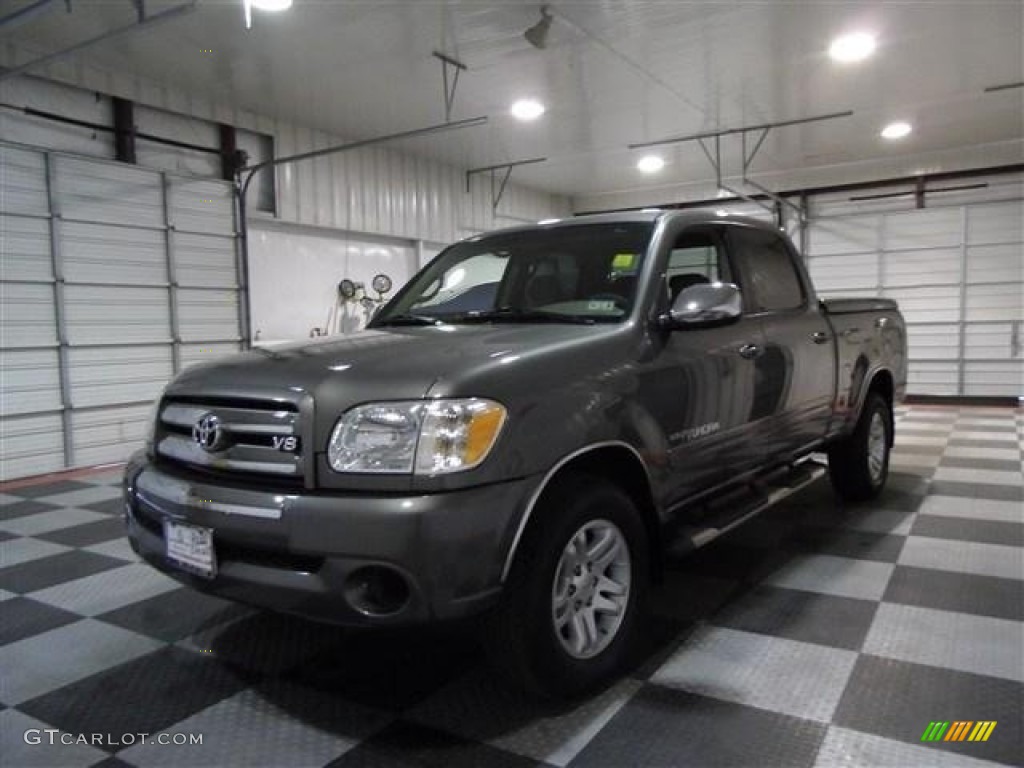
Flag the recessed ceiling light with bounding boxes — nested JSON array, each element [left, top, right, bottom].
[[829, 32, 876, 62], [510, 99, 546, 121], [251, 0, 293, 10], [880, 121, 912, 140], [637, 155, 665, 173]]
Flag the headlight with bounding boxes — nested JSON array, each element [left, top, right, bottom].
[[327, 398, 507, 475]]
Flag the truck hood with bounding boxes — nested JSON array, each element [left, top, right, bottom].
[[166, 324, 616, 409]]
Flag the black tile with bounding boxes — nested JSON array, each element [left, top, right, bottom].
[[19, 646, 253, 736], [788, 526, 907, 563], [287, 627, 479, 712], [0, 499, 60, 522], [939, 457, 1022, 472], [328, 721, 537, 768], [36, 517, 128, 548], [873, 487, 926, 513], [5, 480, 93, 499], [897, 428, 953, 438], [883, 566, 1024, 622], [928, 481, 1024, 503], [0, 596, 81, 645], [710, 585, 879, 651], [87, 758, 135, 768], [572, 684, 826, 768], [97, 587, 250, 643], [0, 530, 15, 543], [911, 515, 1024, 548], [0, 550, 126, 594], [833, 655, 1023, 766], [80, 497, 125, 516]]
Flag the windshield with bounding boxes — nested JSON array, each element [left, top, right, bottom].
[[372, 222, 655, 326]]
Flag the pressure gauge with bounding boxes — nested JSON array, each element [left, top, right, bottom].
[[338, 279, 357, 300], [372, 273, 393, 295]]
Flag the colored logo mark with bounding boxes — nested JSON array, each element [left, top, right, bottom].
[[921, 721, 997, 742]]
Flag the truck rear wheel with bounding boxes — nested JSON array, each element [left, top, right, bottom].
[[828, 393, 892, 501], [483, 474, 648, 699]]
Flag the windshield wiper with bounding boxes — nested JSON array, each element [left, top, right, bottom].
[[373, 313, 442, 327], [448, 306, 595, 325]]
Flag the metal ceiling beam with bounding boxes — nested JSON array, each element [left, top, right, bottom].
[[984, 81, 1023, 93], [465, 157, 547, 211], [0, 0, 197, 83], [627, 110, 854, 150], [0, 0, 66, 29], [433, 51, 467, 123]]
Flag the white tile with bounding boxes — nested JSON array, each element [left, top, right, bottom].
[[0, 709, 109, 768], [763, 554, 895, 601], [863, 603, 1024, 682], [28, 562, 179, 617], [651, 626, 858, 722], [897, 422, 954, 433], [899, 537, 1023, 581], [0, 493, 25, 506], [0, 619, 162, 705], [118, 683, 388, 768], [951, 431, 1022, 443], [943, 446, 1021, 461], [0, 507, 108, 536], [31, 485, 120, 507], [0, 589, 15, 601], [895, 435, 949, 448], [933, 467, 1022, 487], [918, 495, 1024, 524], [83, 537, 139, 562], [888, 451, 942, 468], [956, 418, 1021, 428], [0, 537, 70, 569], [815, 726, 1008, 768]]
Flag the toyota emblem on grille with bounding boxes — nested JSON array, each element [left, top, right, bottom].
[[192, 413, 225, 453]]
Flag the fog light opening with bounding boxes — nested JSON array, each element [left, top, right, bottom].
[[344, 566, 411, 616]]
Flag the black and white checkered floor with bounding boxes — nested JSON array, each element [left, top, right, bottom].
[[2, 405, 1022, 768]]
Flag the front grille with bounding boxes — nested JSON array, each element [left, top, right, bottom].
[[155, 399, 304, 481]]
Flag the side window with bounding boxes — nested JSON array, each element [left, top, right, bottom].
[[666, 231, 729, 302], [727, 227, 805, 312]]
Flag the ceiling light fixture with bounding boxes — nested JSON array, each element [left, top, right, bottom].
[[510, 99, 546, 121], [829, 31, 876, 62], [880, 121, 912, 140], [242, 0, 292, 29], [637, 155, 665, 174], [524, 5, 554, 50]]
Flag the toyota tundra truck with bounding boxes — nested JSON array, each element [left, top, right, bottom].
[[124, 210, 907, 697]]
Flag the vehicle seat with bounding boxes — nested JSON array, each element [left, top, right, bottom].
[[669, 272, 710, 301]]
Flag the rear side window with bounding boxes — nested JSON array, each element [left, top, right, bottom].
[[727, 227, 805, 312]]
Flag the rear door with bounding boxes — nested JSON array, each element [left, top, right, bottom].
[[724, 225, 835, 455]]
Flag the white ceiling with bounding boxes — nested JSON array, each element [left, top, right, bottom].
[[4, 0, 1023, 207]]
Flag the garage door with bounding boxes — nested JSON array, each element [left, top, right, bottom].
[[806, 196, 1023, 398], [1, 141, 243, 481]]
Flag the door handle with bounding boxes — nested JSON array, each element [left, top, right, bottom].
[[738, 343, 762, 359], [810, 331, 830, 344]]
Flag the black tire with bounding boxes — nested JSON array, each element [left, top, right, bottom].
[[828, 392, 892, 501], [482, 473, 649, 699]]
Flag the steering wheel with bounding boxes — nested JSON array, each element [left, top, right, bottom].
[[587, 293, 628, 309]]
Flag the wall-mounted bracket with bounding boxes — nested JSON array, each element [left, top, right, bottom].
[[433, 51, 468, 122], [465, 157, 547, 212]]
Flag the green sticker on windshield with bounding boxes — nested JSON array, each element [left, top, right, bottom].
[[612, 253, 636, 270]]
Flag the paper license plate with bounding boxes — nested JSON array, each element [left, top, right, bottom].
[[164, 520, 216, 578]]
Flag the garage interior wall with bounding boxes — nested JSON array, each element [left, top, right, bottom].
[[0, 68, 570, 482]]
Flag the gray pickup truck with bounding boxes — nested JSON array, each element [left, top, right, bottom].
[[124, 210, 907, 696]]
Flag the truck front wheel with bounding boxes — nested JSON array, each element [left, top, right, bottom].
[[828, 392, 892, 501], [483, 474, 649, 698]]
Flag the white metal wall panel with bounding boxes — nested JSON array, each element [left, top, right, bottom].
[[169, 178, 235, 236], [965, 324, 1013, 360], [55, 157, 163, 228], [883, 285, 961, 325], [180, 342, 242, 370], [965, 284, 1024, 323], [0, 214, 51, 281], [176, 289, 240, 342], [0, 349, 62, 416], [806, 216, 880, 255], [60, 221, 167, 286], [907, 363, 959, 396], [885, 248, 960, 288], [884, 208, 962, 250], [1, 282, 57, 348], [0, 145, 48, 215], [968, 200, 1024, 245], [68, 346, 173, 409], [0, 412, 65, 481], [907, 325, 961, 361], [966, 243, 1022, 285], [807, 253, 879, 293], [63, 285, 171, 345], [70, 404, 151, 468], [964, 363, 1024, 397]]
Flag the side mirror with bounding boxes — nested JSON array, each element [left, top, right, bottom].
[[660, 282, 742, 330]]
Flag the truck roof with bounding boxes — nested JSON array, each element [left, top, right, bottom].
[[472, 208, 780, 240]]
